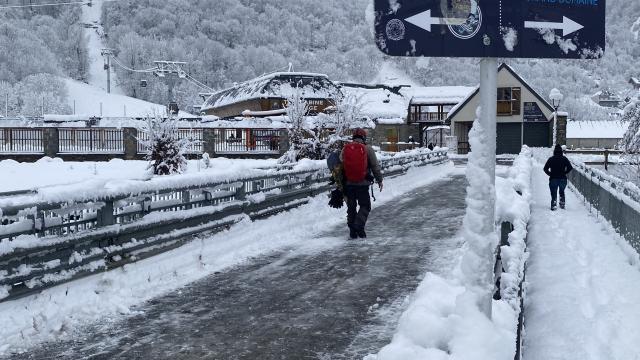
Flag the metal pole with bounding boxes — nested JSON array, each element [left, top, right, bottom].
[[73, 100, 76, 115], [553, 106, 558, 147], [107, 55, 111, 94], [5, 93, 8, 117], [478, 57, 497, 317]]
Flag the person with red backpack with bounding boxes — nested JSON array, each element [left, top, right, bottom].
[[340, 128, 383, 239]]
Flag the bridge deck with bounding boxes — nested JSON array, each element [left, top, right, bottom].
[[6, 176, 468, 360]]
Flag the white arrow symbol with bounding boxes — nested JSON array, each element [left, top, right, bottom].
[[524, 16, 584, 37], [405, 9, 466, 32]]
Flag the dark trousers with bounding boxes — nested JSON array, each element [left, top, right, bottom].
[[345, 185, 371, 232], [549, 178, 568, 205]]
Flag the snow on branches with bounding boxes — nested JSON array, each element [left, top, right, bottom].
[[279, 90, 367, 164], [139, 115, 190, 175]]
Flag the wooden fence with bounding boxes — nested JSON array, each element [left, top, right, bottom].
[[59, 128, 124, 154]]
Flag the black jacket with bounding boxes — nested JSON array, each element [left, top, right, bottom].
[[543, 155, 573, 179]]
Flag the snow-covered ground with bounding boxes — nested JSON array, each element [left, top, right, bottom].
[[0, 157, 276, 193], [0, 161, 456, 356], [81, 0, 123, 95], [63, 78, 195, 118], [523, 161, 640, 360]]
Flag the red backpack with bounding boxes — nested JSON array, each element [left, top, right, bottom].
[[343, 142, 368, 182]]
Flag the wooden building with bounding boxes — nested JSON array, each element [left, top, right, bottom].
[[200, 72, 341, 119], [448, 63, 555, 154]]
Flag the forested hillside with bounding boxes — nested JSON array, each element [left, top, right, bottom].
[[0, 5, 87, 115], [0, 0, 638, 118], [100, 0, 640, 118]]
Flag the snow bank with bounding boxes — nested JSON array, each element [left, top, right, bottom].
[[367, 147, 533, 360], [566, 120, 628, 139]]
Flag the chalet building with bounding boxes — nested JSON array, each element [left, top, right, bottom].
[[591, 90, 623, 108], [448, 63, 556, 155], [200, 72, 341, 119], [629, 77, 640, 91], [566, 120, 629, 149], [340, 83, 474, 148]]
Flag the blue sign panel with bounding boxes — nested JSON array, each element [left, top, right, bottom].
[[374, 0, 605, 59], [523, 102, 548, 122]]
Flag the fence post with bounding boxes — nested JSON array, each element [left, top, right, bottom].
[[123, 127, 138, 160], [97, 200, 115, 226], [202, 128, 216, 157], [42, 127, 59, 158], [279, 129, 289, 157], [235, 182, 246, 201]]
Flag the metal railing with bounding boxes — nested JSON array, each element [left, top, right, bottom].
[[59, 128, 124, 154], [214, 128, 281, 154], [137, 128, 203, 154], [0, 150, 448, 302], [568, 161, 640, 253], [0, 128, 44, 154]]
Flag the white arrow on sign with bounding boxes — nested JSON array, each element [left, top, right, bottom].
[[405, 10, 466, 32], [524, 16, 584, 37]]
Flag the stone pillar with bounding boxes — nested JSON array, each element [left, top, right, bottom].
[[123, 127, 138, 160], [555, 113, 567, 146], [278, 129, 289, 156], [202, 128, 216, 157], [42, 127, 59, 158]]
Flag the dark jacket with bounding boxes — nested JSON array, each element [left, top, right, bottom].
[[340, 139, 383, 186], [544, 151, 573, 179]]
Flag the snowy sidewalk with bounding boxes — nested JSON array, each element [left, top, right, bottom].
[[523, 165, 640, 360]]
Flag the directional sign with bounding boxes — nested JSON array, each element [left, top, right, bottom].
[[374, 0, 606, 59]]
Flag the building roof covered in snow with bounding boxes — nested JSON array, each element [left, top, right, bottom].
[[567, 120, 629, 139], [201, 72, 342, 112], [401, 86, 476, 105]]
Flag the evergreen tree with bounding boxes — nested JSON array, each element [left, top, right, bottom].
[[139, 115, 189, 175]]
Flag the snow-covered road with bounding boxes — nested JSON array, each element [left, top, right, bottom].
[[523, 163, 640, 360], [4, 173, 467, 359]]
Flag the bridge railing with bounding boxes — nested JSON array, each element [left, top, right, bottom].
[[0, 150, 448, 302], [568, 160, 640, 254]]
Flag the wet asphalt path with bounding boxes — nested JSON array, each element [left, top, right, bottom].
[[9, 175, 467, 360]]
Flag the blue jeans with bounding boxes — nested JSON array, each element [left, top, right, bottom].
[[549, 178, 567, 205]]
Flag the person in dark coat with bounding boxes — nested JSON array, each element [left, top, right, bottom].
[[340, 129, 383, 239], [543, 145, 573, 210]]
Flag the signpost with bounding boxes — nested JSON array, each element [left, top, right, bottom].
[[374, 0, 606, 59], [373, 0, 605, 318]]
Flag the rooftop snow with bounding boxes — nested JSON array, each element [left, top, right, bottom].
[[201, 72, 341, 111], [340, 86, 409, 120], [402, 86, 476, 105], [566, 120, 629, 139]]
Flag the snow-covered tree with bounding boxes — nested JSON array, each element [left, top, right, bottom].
[[278, 88, 323, 163], [321, 94, 365, 156], [139, 115, 189, 175], [619, 100, 640, 153]]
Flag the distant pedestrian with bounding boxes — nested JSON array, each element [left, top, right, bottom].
[[427, 142, 434, 151], [408, 135, 415, 143], [543, 145, 573, 210], [341, 128, 383, 239]]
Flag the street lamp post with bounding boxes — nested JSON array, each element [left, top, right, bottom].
[[549, 88, 564, 147]]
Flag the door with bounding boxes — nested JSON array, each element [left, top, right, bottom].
[[497, 123, 522, 155], [523, 122, 551, 148]]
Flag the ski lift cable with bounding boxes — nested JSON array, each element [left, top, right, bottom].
[[0, 0, 122, 10], [109, 55, 157, 74]]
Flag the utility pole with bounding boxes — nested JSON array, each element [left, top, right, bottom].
[[101, 48, 114, 94]]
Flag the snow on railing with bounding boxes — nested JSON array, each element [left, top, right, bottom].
[[0, 149, 448, 302], [568, 158, 640, 254]]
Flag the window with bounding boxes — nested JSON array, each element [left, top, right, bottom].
[[497, 87, 521, 116]]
